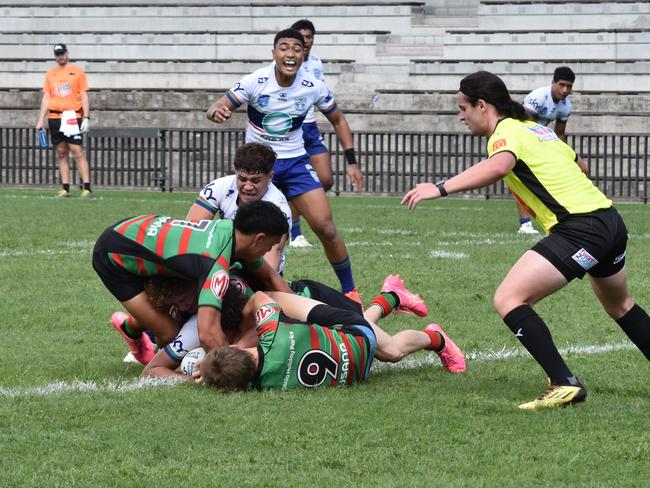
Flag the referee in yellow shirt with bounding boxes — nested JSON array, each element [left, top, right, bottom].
[[402, 71, 650, 410]]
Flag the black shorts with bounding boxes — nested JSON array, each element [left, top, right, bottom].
[[290, 279, 363, 313], [92, 224, 148, 301], [532, 207, 628, 282], [48, 117, 83, 146]]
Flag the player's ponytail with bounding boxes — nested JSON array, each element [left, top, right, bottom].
[[459, 71, 528, 121]]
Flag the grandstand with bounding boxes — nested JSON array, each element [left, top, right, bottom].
[[0, 0, 647, 133]]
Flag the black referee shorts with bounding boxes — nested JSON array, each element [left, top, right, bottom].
[[532, 207, 628, 282]]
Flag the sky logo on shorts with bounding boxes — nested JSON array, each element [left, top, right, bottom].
[[572, 248, 599, 270]]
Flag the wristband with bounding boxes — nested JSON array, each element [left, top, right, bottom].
[[344, 148, 357, 165], [83, 116, 90, 120], [435, 180, 448, 197]]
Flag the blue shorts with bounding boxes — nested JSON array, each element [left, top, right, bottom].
[[302, 122, 328, 156], [273, 153, 322, 199]]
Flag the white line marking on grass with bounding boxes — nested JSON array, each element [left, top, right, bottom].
[[430, 250, 469, 259], [0, 249, 82, 258], [0, 343, 635, 398], [0, 377, 184, 399], [372, 342, 637, 373]]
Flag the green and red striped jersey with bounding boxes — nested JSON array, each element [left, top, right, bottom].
[[253, 303, 372, 390], [108, 216, 262, 309]]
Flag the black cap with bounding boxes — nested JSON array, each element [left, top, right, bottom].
[[53, 43, 67, 55]]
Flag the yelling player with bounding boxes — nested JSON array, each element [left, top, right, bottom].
[[206, 28, 363, 303]]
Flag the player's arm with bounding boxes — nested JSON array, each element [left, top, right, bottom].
[[186, 203, 215, 221], [576, 155, 589, 175], [206, 94, 237, 123], [141, 349, 188, 379], [402, 151, 516, 209], [323, 107, 364, 192], [35, 92, 49, 130], [197, 306, 228, 350], [554, 120, 567, 142], [248, 259, 292, 293], [264, 235, 288, 272]]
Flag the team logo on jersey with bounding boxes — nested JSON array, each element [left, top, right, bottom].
[[257, 95, 270, 107], [572, 248, 599, 270], [262, 112, 293, 136], [210, 270, 229, 300], [295, 97, 306, 111], [491, 138, 507, 152], [255, 304, 276, 324]]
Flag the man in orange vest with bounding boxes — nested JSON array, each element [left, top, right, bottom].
[[35, 43, 92, 198]]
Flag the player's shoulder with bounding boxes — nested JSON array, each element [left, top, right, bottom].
[[243, 65, 274, 84], [525, 85, 548, 100]]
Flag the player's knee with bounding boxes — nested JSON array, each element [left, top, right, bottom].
[[493, 288, 517, 318], [376, 344, 404, 363], [602, 296, 634, 320], [311, 220, 337, 242]]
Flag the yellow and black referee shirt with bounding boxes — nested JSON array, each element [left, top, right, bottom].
[[487, 118, 611, 234]]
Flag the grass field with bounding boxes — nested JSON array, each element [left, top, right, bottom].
[[0, 188, 648, 487]]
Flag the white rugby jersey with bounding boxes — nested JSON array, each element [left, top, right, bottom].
[[226, 64, 337, 158], [195, 174, 292, 229], [523, 85, 572, 127], [300, 53, 325, 124]]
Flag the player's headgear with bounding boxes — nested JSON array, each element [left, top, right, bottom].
[[53, 43, 67, 55]]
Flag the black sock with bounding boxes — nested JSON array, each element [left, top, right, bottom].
[[616, 304, 650, 361], [503, 305, 580, 387], [62, 183, 70, 192], [83, 182, 91, 191]]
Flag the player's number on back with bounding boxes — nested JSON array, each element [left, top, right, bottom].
[[170, 219, 211, 231], [297, 350, 338, 387]]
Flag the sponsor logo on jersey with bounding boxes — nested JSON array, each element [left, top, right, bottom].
[[314, 69, 322, 79], [262, 112, 293, 136], [526, 124, 558, 142], [210, 270, 229, 300], [257, 95, 270, 107], [232, 82, 244, 92], [491, 138, 507, 152], [146, 215, 172, 237], [295, 97, 306, 111], [257, 77, 268, 84], [301, 80, 314, 88], [255, 304, 276, 324], [278, 93, 287, 101], [572, 248, 599, 270]]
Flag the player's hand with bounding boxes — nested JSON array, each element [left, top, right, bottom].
[[347, 164, 364, 193], [191, 360, 205, 385], [80, 117, 90, 133], [207, 105, 232, 123], [401, 182, 439, 210], [35, 121, 42, 130]]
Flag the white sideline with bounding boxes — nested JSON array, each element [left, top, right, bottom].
[[0, 342, 636, 398]]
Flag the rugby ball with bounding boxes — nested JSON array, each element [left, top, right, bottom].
[[180, 347, 206, 376]]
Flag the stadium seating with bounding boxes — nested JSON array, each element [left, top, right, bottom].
[[0, 0, 647, 133]]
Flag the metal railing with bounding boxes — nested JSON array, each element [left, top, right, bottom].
[[0, 127, 648, 202]]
